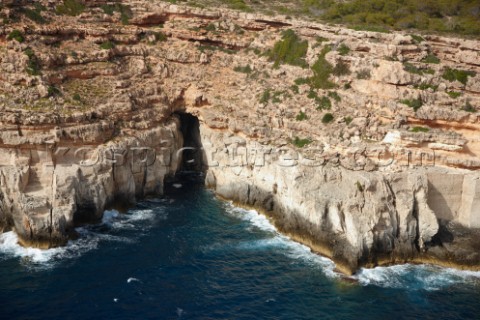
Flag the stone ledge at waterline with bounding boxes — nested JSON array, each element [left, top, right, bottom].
[[0, 0, 480, 274]]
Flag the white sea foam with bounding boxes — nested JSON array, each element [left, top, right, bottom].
[[354, 264, 480, 290], [0, 206, 163, 268], [0, 231, 99, 268], [225, 202, 276, 233], [127, 277, 140, 283], [224, 204, 338, 278]]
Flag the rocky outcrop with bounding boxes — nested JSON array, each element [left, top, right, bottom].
[[1, 1, 480, 273]]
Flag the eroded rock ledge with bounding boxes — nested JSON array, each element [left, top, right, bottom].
[[0, 1, 479, 274]]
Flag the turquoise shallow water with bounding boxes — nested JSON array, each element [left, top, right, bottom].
[[1, 181, 480, 319]]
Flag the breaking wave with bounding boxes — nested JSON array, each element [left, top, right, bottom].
[[0, 202, 165, 269]]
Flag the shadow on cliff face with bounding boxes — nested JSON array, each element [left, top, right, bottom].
[[165, 112, 207, 191]]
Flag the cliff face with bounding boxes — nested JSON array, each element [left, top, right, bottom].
[[1, 1, 480, 273]]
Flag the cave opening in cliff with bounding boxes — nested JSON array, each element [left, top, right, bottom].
[[171, 112, 207, 185]]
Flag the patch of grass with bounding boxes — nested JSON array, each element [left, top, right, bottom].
[[322, 113, 334, 124], [442, 67, 476, 85], [411, 126, 429, 133], [344, 116, 353, 125], [356, 69, 371, 79], [422, 54, 440, 64], [99, 41, 115, 50], [73, 93, 82, 102], [7, 29, 24, 43], [332, 60, 351, 76], [337, 43, 350, 56], [447, 91, 462, 99], [56, 0, 85, 16], [267, 29, 309, 69], [400, 98, 423, 112], [291, 137, 312, 148], [234, 65, 253, 74], [296, 111, 308, 121]]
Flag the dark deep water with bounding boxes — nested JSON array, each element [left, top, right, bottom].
[[1, 180, 480, 320]]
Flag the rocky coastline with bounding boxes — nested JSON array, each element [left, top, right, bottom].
[[1, 0, 479, 274]]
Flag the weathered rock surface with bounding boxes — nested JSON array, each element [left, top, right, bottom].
[[0, 0, 480, 273]]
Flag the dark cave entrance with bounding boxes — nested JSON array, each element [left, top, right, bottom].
[[167, 112, 207, 190]]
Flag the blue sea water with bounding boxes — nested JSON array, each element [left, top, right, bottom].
[[1, 181, 480, 319]]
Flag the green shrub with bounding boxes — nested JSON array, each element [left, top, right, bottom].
[[56, 0, 85, 16], [22, 5, 47, 24], [422, 54, 440, 64], [234, 65, 253, 74], [101, 4, 115, 15], [205, 23, 216, 32], [447, 91, 462, 99], [337, 43, 350, 56], [411, 126, 429, 133], [414, 83, 438, 91], [322, 113, 334, 124], [100, 3, 132, 24], [332, 60, 350, 76], [73, 93, 82, 101], [259, 89, 271, 104], [24, 48, 41, 76], [410, 34, 425, 43], [290, 84, 299, 94], [267, 29, 309, 68], [292, 137, 312, 148], [344, 116, 353, 125], [328, 91, 341, 102], [309, 46, 335, 89], [296, 111, 308, 121], [99, 41, 115, 50], [321, 0, 480, 36], [7, 29, 24, 43], [119, 4, 133, 25], [356, 69, 371, 79], [403, 62, 423, 75], [294, 77, 309, 85], [226, 0, 252, 12], [153, 31, 167, 42], [400, 98, 423, 111], [442, 67, 476, 85], [317, 96, 331, 110], [463, 101, 476, 113], [355, 181, 364, 192], [48, 86, 61, 97]]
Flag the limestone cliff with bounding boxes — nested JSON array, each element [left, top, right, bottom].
[[0, 0, 479, 273]]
